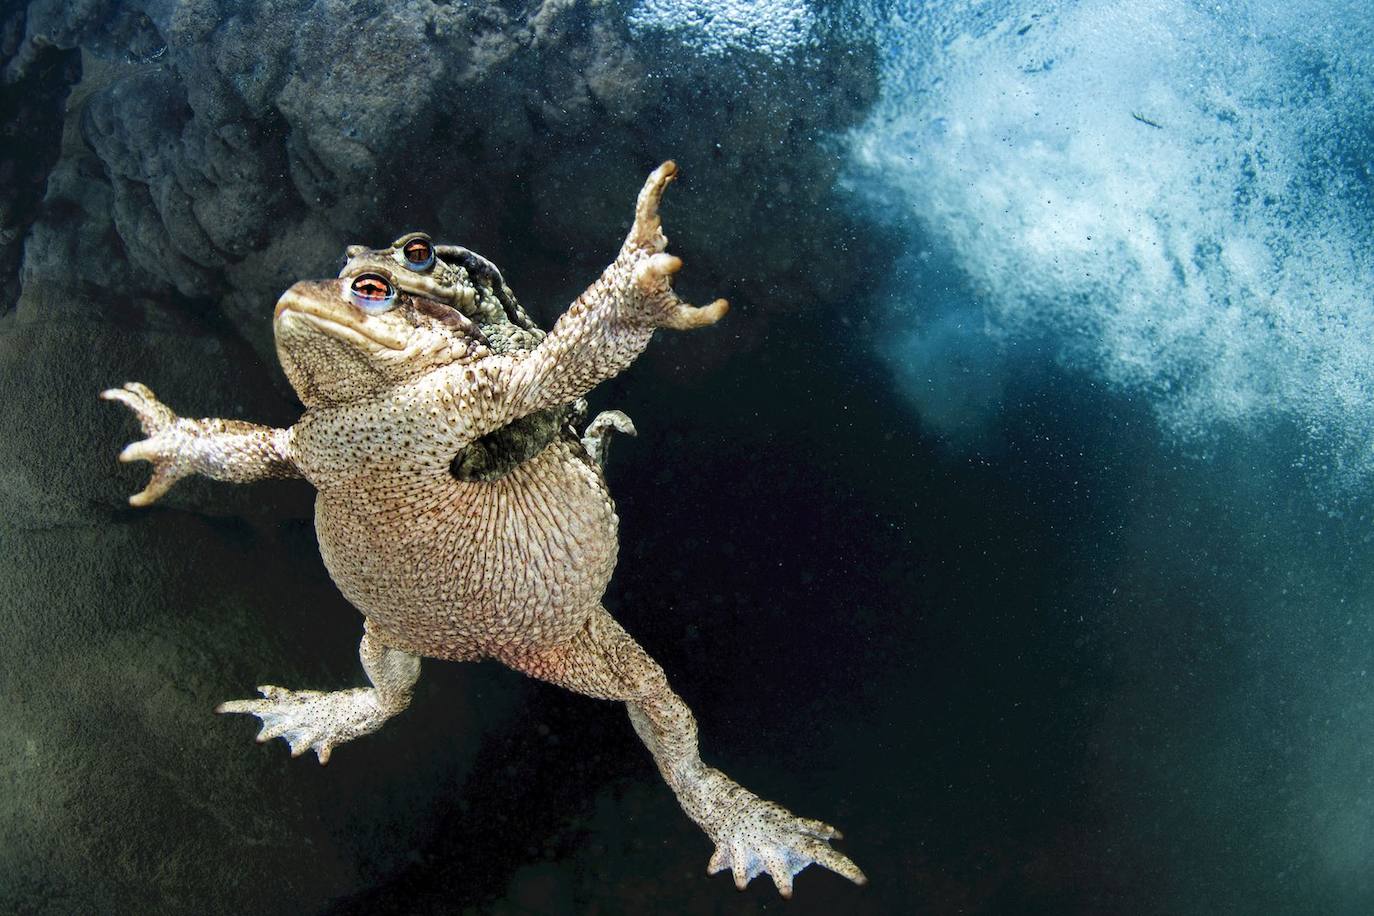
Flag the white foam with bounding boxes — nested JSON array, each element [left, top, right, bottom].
[[848, 0, 1374, 484], [627, 0, 816, 60]]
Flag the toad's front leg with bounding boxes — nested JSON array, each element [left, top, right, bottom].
[[216, 625, 419, 764], [100, 382, 298, 506], [486, 162, 729, 424], [502, 607, 865, 898]]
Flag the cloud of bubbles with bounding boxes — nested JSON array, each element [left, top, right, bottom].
[[845, 0, 1374, 486], [627, 0, 816, 59]]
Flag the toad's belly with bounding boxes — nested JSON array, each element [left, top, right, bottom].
[[313, 437, 618, 658]]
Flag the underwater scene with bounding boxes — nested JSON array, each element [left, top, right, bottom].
[[2, 0, 1373, 912]]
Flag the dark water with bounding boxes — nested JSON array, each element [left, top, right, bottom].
[[3, 1, 1374, 913]]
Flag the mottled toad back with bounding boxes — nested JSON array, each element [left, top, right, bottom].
[[102, 163, 863, 897]]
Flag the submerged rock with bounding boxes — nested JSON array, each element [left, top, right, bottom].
[[6, 0, 877, 358]]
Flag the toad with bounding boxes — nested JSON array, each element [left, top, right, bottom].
[[102, 163, 864, 897]]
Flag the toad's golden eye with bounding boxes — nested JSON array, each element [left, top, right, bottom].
[[402, 237, 435, 271], [349, 273, 396, 313]]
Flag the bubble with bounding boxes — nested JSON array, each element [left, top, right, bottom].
[[847, 0, 1374, 487], [627, 0, 817, 60]]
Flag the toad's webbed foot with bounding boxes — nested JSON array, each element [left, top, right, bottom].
[[700, 775, 866, 898], [582, 409, 636, 468], [217, 629, 419, 764], [217, 685, 394, 764]]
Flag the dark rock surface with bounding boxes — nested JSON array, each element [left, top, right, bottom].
[[7, 0, 876, 359], [1, 0, 881, 912], [0, 6, 78, 316]]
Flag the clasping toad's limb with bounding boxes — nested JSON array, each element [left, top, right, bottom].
[[476, 162, 729, 427], [100, 382, 298, 506], [582, 409, 637, 468], [216, 624, 420, 764], [500, 607, 866, 898]]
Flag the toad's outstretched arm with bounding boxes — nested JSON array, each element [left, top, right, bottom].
[[464, 162, 727, 430], [100, 382, 299, 506]]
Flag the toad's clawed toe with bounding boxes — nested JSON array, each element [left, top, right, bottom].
[[665, 298, 729, 330], [624, 160, 678, 254]]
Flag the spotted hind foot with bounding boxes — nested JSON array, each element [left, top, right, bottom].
[[216, 685, 396, 764], [700, 774, 866, 898], [217, 628, 419, 764]]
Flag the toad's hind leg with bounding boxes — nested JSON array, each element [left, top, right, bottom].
[[216, 622, 419, 764], [500, 606, 865, 898]]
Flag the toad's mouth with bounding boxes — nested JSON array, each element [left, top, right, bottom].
[[274, 285, 407, 351]]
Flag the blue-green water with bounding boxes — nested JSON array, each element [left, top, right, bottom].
[[2, 1, 1373, 913]]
